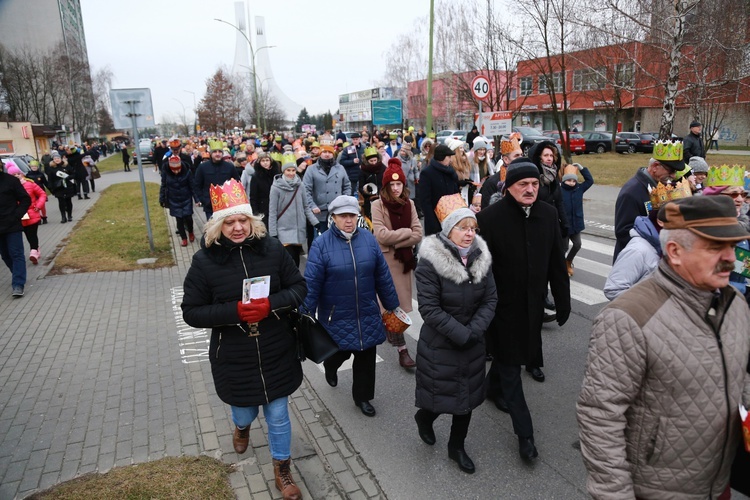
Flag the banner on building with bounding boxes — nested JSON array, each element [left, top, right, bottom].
[[571, 115, 584, 132], [473, 111, 512, 137], [372, 100, 403, 125], [594, 114, 607, 132]]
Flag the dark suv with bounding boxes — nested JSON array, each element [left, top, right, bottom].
[[617, 132, 655, 154], [513, 126, 549, 155]]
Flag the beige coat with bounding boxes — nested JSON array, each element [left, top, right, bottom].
[[577, 260, 750, 500], [371, 199, 423, 312]]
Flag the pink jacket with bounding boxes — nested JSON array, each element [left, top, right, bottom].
[[20, 179, 47, 226]]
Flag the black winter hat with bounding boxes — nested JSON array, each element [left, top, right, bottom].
[[504, 157, 540, 190]]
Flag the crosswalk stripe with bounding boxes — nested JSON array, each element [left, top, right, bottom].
[[569, 280, 609, 305], [572, 256, 611, 279], [581, 238, 615, 257]]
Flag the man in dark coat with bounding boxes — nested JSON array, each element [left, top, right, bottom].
[[66, 146, 89, 200], [339, 132, 365, 193], [476, 157, 571, 462], [682, 120, 705, 164], [194, 141, 241, 219], [0, 168, 31, 297], [613, 151, 686, 262], [418, 144, 459, 235], [465, 125, 480, 148]]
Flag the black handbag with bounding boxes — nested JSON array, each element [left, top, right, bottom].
[[292, 310, 339, 364]]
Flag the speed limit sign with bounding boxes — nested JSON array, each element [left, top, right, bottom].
[[471, 75, 490, 101]]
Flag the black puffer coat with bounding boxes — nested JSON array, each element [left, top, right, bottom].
[[46, 160, 77, 199], [181, 234, 306, 407], [250, 161, 281, 220], [160, 162, 196, 218], [414, 234, 497, 415]]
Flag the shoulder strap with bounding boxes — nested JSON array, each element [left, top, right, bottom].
[[278, 186, 300, 219]]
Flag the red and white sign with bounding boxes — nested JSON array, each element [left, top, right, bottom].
[[473, 111, 513, 137], [471, 75, 491, 101]]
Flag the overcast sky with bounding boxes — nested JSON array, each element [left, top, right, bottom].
[[80, 0, 431, 124]]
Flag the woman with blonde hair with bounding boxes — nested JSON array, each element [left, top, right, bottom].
[[371, 159, 423, 368], [182, 179, 306, 500]]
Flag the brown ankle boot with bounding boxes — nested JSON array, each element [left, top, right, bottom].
[[233, 426, 249, 454], [398, 349, 416, 369], [273, 458, 302, 500]]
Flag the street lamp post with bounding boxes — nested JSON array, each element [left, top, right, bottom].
[[215, 18, 275, 132], [183, 90, 197, 135], [172, 98, 188, 135]]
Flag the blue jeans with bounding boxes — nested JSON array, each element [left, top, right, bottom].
[[0, 231, 26, 288], [231, 397, 291, 460]]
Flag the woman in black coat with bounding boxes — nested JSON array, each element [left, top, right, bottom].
[[160, 156, 197, 246], [414, 198, 497, 474], [45, 153, 76, 223], [250, 152, 281, 225], [181, 179, 305, 499]]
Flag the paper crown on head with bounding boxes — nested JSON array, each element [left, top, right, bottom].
[[169, 138, 181, 148], [208, 139, 225, 151], [652, 140, 683, 162], [319, 139, 335, 153], [648, 179, 692, 211], [500, 132, 521, 155], [281, 153, 297, 169], [364, 147, 378, 158], [209, 179, 253, 219], [270, 151, 283, 163], [705, 164, 746, 187], [434, 193, 467, 223]]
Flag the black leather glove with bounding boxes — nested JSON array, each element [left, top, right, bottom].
[[159, 201, 166, 208], [557, 309, 570, 327]]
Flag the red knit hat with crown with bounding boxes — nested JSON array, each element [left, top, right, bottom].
[[383, 158, 406, 186]]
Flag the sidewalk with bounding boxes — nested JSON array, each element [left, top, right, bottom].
[[0, 165, 384, 499]]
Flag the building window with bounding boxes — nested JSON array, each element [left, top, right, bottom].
[[573, 68, 606, 91], [613, 63, 634, 88], [539, 72, 562, 94], [509, 87, 517, 100], [520, 76, 533, 96]]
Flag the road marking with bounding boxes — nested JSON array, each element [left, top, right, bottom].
[[171, 286, 210, 364], [581, 238, 616, 257], [584, 219, 615, 232], [569, 281, 608, 305], [571, 257, 611, 279]]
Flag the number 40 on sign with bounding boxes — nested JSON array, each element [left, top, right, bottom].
[[471, 75, 490, 101]]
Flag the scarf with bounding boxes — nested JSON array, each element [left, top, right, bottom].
[[319, 157, 334, 174], [541, 163, 557, 185], [362, 160, 383, 174], [382, 197, 416, 273]]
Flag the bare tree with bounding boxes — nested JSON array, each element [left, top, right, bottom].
[[196, 68, 241, 135]]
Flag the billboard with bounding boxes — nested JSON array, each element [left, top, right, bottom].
[[372, 100, 402, 125], [473, 111, 512, 137]]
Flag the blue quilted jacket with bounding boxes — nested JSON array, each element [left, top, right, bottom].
[[304, 224, 399, 351]]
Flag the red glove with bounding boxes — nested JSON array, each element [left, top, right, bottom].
[[237, 298, 271, 323]]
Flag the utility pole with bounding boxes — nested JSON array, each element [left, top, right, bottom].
[[426, 0, 435, 134]]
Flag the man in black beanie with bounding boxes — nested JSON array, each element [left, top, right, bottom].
[[683, 120, 705, 164], [476, 157, 571, 462]]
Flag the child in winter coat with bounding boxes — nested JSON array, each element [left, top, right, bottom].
[[24, 160, 49, 223], [560, 163, 594, 276]]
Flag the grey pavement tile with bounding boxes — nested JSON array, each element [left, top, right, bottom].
[[2, 459, 27, 483], [336, 470, 361, 493], [42, 451, 64, 474]]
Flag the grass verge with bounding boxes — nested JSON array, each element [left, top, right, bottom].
[[27, 456, 235, 500], [575, 152, 748, 187], [96, 148, 134, 173], [50, 181, 174, 273]]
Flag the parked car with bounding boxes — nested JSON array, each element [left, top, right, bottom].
[[512, 126, 549, 155], [644, 132, 683, 142], [1, 155, 32, 174], [136, 139, 153, 164], [581, 131, 626, 154], [617, 132, 655, 154], [543, 130, 586, 155], [435, 130, 467, 145]]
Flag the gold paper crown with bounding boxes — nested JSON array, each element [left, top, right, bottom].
[[649, 179, 692, 210], [281, 153, 297, 168], [208, 139, 225, 151], [270, 151, 283, 163], [652, 140, 683, 162], [209, 179, 252, 217], [500, 132, 521, 155], [705, 164, 745, 187], [434, 193, 467, 223]]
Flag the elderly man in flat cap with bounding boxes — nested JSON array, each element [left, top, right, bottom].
[[578, 195, 750, 500]]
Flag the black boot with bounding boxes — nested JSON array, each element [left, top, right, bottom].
[[448, 444, 475, 474], [67, 212, 73, 221], [84, 194, 89, 199], [414, 410, 436, 445], [61, 216, 67, 223]]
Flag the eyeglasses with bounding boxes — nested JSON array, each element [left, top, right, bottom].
[[456, 225, 479, 233], [725, 192, 745, 199]]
